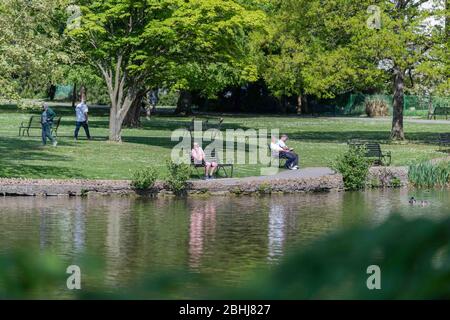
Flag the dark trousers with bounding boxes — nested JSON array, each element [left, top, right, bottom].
[[41, 123, 55, 145], [279, 151, 299, 169], [75, 121, 91, 139]]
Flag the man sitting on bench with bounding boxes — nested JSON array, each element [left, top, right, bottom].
[[191, 143, 218, 180], [277, 135, 299, 170]]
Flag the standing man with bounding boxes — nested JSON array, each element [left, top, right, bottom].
[[41, 103, 57, 146], [74, 100, 91, 140]]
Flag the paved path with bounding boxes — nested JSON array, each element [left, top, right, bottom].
[[194, 167, 335, 186]]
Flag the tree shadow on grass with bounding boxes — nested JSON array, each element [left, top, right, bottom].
[[122, 136, 179, 149], [0, 137, 84, 179], [284, 131, 446, 145]]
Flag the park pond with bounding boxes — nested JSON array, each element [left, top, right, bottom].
[[1, 188, 450, 295]]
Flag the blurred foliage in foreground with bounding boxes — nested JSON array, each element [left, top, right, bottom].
[[2, 215, 450, 299]]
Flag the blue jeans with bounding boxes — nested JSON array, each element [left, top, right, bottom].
[[42, 123, 55, 145], [74, 121, 91, 139], [279, 151, 299, 169]]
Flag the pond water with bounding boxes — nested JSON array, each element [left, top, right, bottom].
[[1, 189, 449, 293]]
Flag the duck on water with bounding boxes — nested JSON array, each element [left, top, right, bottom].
[[409, 197, 430, 207]]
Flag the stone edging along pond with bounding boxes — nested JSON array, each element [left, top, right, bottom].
[[0, 166, 409, 197]]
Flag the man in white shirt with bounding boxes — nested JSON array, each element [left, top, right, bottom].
[[277, 135, 299, 170], [74, 100, 91, 140]]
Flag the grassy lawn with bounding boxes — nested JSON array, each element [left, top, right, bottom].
[[1, 104, 449, 180]]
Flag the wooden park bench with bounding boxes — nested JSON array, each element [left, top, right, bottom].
[[348, 140, 392, 166], [190, 151, 234, 178], [429, 107, 450, 120], [19, 116, 62, 137], [438, 133, 450, 152]]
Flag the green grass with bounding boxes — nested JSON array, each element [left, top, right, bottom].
[[408, 161, 450, 188], [0, 104, 449, 180]]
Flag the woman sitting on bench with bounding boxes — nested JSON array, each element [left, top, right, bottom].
[[191, 143, 218, 180]]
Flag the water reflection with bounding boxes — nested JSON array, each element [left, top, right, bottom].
[[1, 190, 450, 289], [189, 201, 217, 270], [38, 199, 86, 256], [73, 200, 85, 254], [267, 203, 286, 262]]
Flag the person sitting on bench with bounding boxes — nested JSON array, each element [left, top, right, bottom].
[[277, 135, 299, 170], [191, 143, 218, 180]]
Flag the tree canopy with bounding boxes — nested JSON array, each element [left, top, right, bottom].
[[68, 0, 266, 141], [0, 0, 70, 100], [263, 0, 449, 139]]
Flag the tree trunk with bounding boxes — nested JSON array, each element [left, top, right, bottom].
[[109, 108, 121, 142], [174, 90, 193, 115], [72, 83, 77, 108], [390, 68, 405, 140], [123, 90, 146, 128], [428, 95, 433, 120], [296, 95, 302, 114], [97, 55, 137, 142]]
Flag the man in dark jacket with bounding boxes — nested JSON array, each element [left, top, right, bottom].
[[41, 103, 57, 146]]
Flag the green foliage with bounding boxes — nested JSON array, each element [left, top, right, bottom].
[[332, 146, 370, 190], [237, 215, 450, 299], [0, 248, 65, 299], [408, 161, 450, 188], [131, 167, 158, 190], [16, 100, 42, 112], [390, 177, 401, 188], [62, 65, 109, 104], [257, 182, 272, 194], [165, 160, 191, 195], [68, 0, 266, 140], [157, 90, 179, 107], [0, 0, 71, 100]]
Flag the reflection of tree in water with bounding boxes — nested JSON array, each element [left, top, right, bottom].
[[267, 193, 345, 251], [36, 198, 85, 256], [103, 198, 135, 287], [188, 200, 217, 271]]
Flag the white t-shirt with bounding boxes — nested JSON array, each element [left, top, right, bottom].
[[75, 103, 88, 122], [277, 140, 287, 149], [270, 143, 283, 157]]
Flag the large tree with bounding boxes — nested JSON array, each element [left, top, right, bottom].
[[70, 0, 265, 141], [268, 0, 448, 140], [69, 0, 151, 142]]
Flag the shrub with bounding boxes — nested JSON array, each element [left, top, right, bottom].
[[16, 100, 42, 112], [257, 183, 272, 194], [390, 177, 402, 188], [408, 161, 450, 188], [365, 95, 389, 117], [131, 167, 158, 190], [332, 146, 370, 190], [165, 161, 191, 195]]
